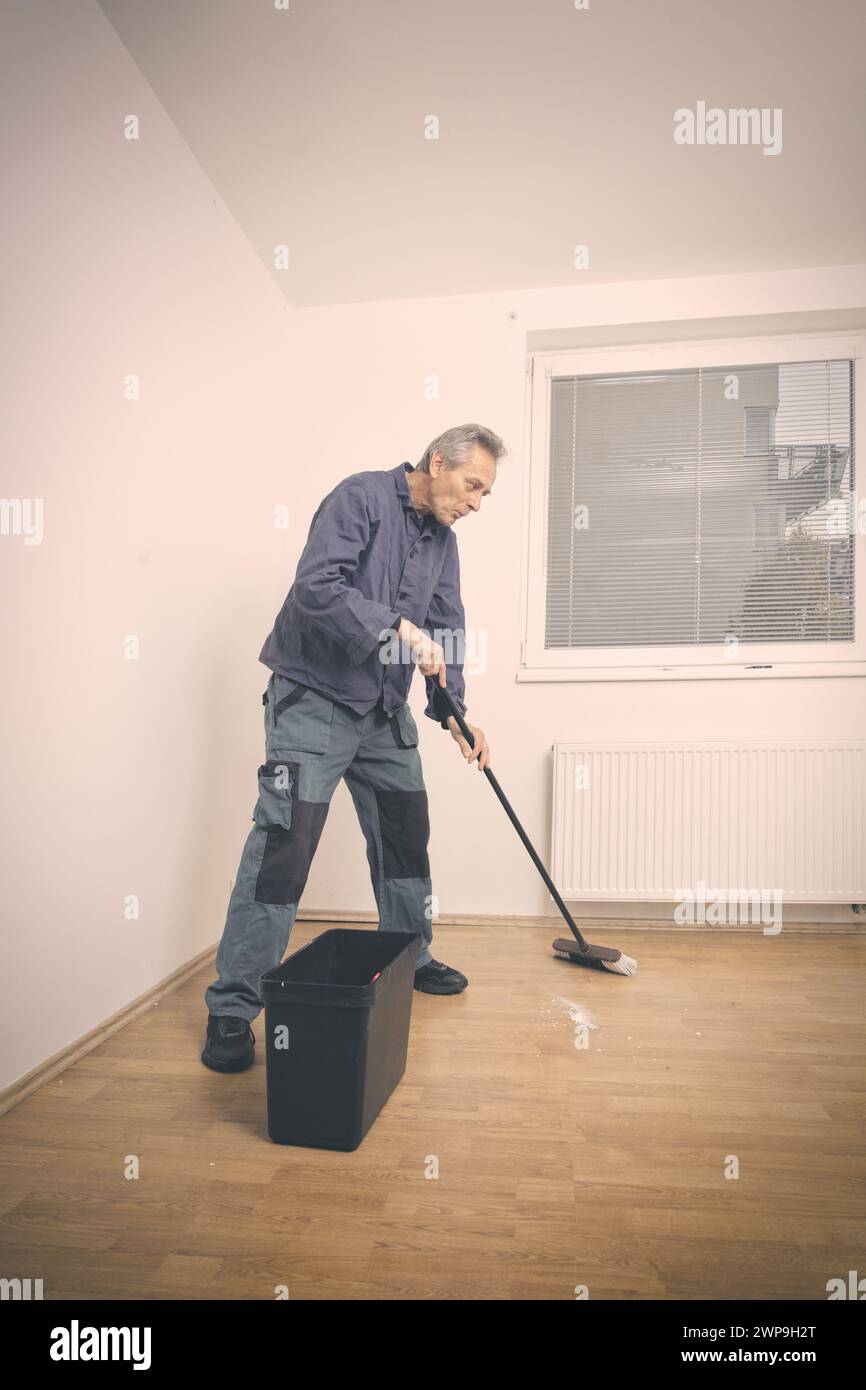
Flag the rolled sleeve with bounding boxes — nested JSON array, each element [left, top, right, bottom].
[[421, 534, 469, 723], [292, 482, 400, 665]]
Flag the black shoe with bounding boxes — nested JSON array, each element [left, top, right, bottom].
[[201, 1014, 256, 1072], [414, 959, 468, 995]]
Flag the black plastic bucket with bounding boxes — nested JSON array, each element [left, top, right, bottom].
[[261, 929, 420, 1151]]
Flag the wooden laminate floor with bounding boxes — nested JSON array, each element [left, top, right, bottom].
[[1, 923, 864, 1300]]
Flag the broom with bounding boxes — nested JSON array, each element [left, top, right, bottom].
[[431, 684, 637, 976]]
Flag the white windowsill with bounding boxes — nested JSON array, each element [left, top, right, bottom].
[[517, 661, 866, 682]]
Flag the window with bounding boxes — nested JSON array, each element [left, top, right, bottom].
[[520, 332, 865, 681], [744, 406, 775, 457], [752, 502, 786, 551]]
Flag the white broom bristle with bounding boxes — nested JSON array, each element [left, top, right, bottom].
[[601, 953, 638, 977]]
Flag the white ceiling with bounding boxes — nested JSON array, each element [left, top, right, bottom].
[[97, 0, 866, 307]]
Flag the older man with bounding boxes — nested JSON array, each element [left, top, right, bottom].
[[202, 423, 506, 1073]]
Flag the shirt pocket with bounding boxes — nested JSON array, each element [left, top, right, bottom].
[[271, 676, 335, 753]]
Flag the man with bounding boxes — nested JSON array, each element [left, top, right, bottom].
[[202, 423, 506, 1073]]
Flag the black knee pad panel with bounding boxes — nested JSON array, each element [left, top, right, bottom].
[[255, 799, 329, 904], [374, 787, 430, 879]]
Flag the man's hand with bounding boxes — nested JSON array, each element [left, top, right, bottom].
[[447, 716, 491, 771], [398, 618, 447, 684], [397, 619, 489, 768]]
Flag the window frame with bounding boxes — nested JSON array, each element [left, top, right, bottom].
[[519, 330, 866, 683]]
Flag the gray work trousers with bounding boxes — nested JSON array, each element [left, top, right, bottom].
[[204, 673, 435, 1021]]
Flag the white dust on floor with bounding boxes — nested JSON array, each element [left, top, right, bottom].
[[531, 995, 602, 1053], [546, 995, 599, 1031]]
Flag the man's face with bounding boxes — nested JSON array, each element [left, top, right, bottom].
[[428, 445, 496, 527]]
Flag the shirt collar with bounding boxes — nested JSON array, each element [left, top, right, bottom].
[[392, 461, 444, 533]]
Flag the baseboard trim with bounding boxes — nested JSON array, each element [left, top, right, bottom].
[[0, 942, 218, 1119], [296, 908, 864, 934]]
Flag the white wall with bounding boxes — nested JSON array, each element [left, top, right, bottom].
[[1, 2, 296, 1089]]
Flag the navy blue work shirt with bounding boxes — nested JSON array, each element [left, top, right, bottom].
[[259, 461, 468, 724]]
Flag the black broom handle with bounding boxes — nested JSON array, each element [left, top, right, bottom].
[[432, 683, 590, 951]]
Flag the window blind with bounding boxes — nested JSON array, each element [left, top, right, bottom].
[[545, 358, 855, 649]]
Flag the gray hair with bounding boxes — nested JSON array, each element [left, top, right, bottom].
[[416, 423, 507, 473]]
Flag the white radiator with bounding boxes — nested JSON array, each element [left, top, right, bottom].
[[551, 739, 866, 902]]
